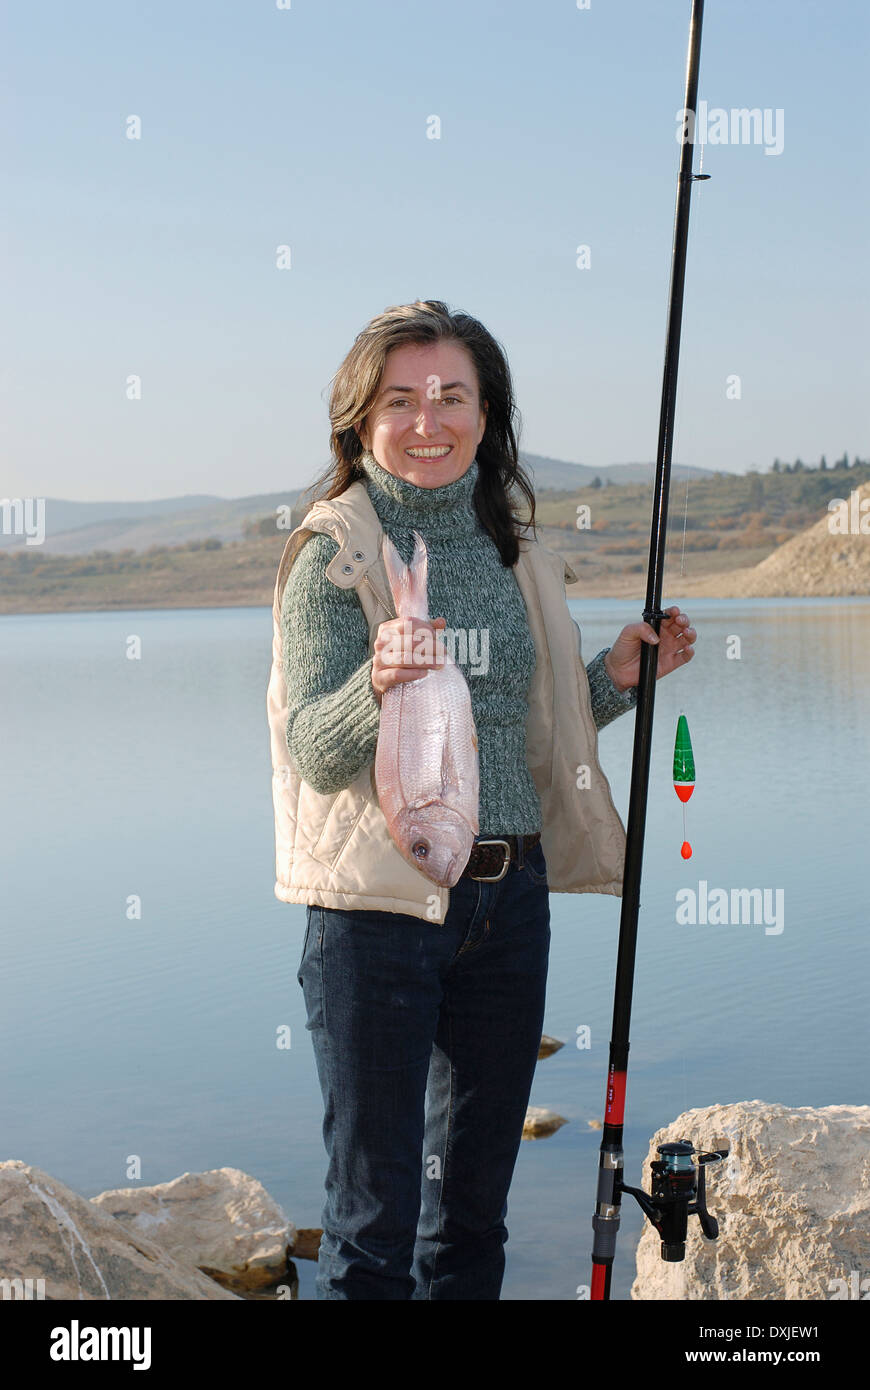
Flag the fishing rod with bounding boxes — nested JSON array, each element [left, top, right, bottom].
[[589, 0, 727, 1302]]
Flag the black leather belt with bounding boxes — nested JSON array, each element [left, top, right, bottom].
[[462, 832, 542, 883]]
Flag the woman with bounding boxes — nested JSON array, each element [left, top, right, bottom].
[[266, 300, 696, 1300]]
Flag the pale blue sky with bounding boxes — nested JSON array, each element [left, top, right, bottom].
[[4, 0, 867, 500]]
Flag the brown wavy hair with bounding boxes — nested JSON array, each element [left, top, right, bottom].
[[289, 300, 537, 568]]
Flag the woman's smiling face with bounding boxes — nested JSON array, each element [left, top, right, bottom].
[[357, 340, 488, 488]]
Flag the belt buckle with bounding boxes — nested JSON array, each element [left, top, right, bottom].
[[468, 838, 511, 882]]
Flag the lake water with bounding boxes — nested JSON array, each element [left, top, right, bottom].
[[1, 597, 868, 1300]]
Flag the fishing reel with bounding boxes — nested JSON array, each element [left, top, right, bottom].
[[619, 1140, 729, 1262]]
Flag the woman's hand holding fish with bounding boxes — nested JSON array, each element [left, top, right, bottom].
[[371, 615, 448, 704]]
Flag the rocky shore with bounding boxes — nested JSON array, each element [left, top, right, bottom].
[[3, 1100, 866, 1299], [0, 1162, 311, 1300]]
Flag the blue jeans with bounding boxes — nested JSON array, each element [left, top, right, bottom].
[[297, 838, 551, 1300]]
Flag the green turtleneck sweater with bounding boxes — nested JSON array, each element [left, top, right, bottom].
[[280, 451, 637, 836]]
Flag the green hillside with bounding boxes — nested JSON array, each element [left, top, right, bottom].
[[1, 461, 867, 613]]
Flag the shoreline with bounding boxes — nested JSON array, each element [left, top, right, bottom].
[[2, 580, 870, 618]]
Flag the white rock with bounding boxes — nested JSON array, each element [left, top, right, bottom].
[[0, 1160, 240, 1299], [91, 1166, 296, 1292], [631, 1100, 870, 1300]]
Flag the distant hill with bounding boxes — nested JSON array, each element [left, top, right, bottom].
[[1, 453, 717, 555], [0, 490, 303, 556], [0, 494, 227, 554], [676, 481, 870, 597], [520, 454, 715, 490]]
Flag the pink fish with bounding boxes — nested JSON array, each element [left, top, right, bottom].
[[375, 530, 479, 887]]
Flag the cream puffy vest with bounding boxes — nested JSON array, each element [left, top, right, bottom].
[[266, 481, 628, 923]]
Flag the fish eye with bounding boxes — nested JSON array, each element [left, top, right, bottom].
[[412, 840, 429, 859]]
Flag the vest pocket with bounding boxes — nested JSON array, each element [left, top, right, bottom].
[[308, 768, 373, 869]]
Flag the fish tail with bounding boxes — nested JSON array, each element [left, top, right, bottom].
[[381, 530, 430, 619]]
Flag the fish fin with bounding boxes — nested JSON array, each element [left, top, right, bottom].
[[438, 721, 476, 795], [439, 737, 455, 797], [378, 530, 428, 619], [374, 691, 407, 820], [442, 696, 480, 830], [380, 532, 405, 616], [380, 530, 429, 620], [408, 531, 429, 618]]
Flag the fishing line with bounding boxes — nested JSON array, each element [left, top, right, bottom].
[[670, 133, 708, 865], [672, 133, 708, 583]]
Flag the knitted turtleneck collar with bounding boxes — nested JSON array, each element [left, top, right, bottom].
[[357, 449, 480, 533]]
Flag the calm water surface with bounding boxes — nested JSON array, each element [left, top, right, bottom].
[[1, 598, 868, 1299]]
